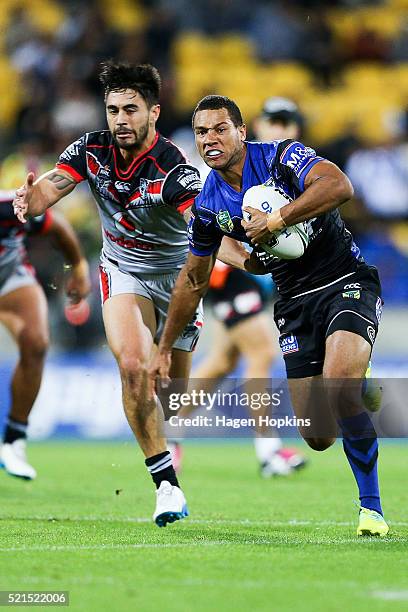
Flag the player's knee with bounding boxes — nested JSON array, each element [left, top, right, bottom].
[[304, 437, 336, 452], [118, 354, 149, 386], [19, 330, 49, 362]]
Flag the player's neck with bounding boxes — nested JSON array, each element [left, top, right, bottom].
[[217, 146, 247, 192], [117, 130, 157, 167]]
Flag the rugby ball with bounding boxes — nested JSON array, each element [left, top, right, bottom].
[[242, 184, 309, 259]]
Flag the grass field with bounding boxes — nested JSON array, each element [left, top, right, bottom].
[[1, 441, 408, 611]]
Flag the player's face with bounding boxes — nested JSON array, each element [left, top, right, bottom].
[[106, 89, 160, 151], [193, 108, 246, 171]]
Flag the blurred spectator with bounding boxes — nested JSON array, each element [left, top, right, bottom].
[[345, 111, 408, 220], [248, 2, 306, 62], [252, 96, 305, 141], [51, 79, 103, 140]]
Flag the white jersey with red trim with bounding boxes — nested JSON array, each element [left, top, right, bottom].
[[0, 190, 52, 288], [56, 131, 202, 274]]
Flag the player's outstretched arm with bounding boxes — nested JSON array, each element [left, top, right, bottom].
[[149, 251, 216, 391], [13, 168, 78, 223], [48, 212, 91, 303]]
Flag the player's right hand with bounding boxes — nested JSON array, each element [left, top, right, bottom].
[[13, 172, 35, 223], [148, 349, 172, 398]]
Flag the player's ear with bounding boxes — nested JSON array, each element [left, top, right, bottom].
[[150, 104, 160, 125], [239, 123, 247, 142]]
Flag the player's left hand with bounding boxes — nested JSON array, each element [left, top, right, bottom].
[[242, 206, 285, 244], [148, 349, 172, 397], [65, 258, 91, 304]]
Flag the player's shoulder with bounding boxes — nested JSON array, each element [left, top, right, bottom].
[[82, 130, 113, 148], [154, 134, 191, 171]]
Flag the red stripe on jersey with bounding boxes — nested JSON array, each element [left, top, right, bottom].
[[279, 142, 293, 164], [128, 190, 141, 203], [39, 210, 53, 235], [113, 132, 160, 179], [148, 180, 163, 194], [99, 267, 110, 303], [177, 197, 195, 213], [55, 163, 85, 183]]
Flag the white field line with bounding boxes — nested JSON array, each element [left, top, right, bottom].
[[2, 516, 408, 527]]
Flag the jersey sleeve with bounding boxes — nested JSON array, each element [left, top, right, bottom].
[[27, 210, 53, 236], [273, 139, 325, 192], [161, 163, 202, 213], [55, 135, 87, 183], [187, 202, 223, 256]]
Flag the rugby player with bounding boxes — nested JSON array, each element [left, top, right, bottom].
[[150, 95, 389, 536], [0, 191, 90, 479], [12, 61, 205, 527]]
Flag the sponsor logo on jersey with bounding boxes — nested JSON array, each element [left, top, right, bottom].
[[342, 290, 360, 299], [114, 181, 132, 193], [344, 283, 361, 290], [277, 317, 285, 329], [112, 212, 144, 237], [279, 334, 299, 354], [281, 144, 317, 177], [367, 326, 376, 344], [61, 138, 84, 162], [176, 167, 202, 191], [104, 229, 155, 250], [216, 210, 234, 233]]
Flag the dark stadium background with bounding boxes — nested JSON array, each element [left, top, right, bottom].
[[0, 0, 407, 438]]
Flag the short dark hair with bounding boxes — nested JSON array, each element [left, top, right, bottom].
[[99, 60, 161, 107], [192, 95, 243, 127]]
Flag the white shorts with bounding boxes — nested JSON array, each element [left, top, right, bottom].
[[0, 264, 37, 298], [99, 256, 203, 352]]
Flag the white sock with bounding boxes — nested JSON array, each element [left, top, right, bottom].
[[254, 436, 282, 463]]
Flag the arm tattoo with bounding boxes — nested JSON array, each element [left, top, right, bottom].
[[47, 172, 76, 190]]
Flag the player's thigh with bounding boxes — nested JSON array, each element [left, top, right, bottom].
[[229, 311, 276, 363], [324, 330, 371, 378], [0, 284, 49, 345], [102, 293, 156, 365]]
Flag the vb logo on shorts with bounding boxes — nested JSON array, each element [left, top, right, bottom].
[[279, 334, 299, 354]]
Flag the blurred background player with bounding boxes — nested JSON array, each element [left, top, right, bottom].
[[169, 98, 308, 477], [0, 191, 90, 479]]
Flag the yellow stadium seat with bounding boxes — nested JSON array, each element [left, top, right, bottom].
[[216, 35, 255, 63], [172, 33, 216, 66]]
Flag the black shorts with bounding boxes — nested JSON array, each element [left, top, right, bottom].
[[274, 265, 383, 379], [208, 269, 267, 329]]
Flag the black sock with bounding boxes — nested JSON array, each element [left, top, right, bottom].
[[145, 451, 179, 489], [3, 418, 28, 444]]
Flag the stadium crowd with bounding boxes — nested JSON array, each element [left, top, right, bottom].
[[0, 0, 407, 346]]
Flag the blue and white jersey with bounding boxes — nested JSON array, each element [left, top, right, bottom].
[[189, 139, 363, 297]]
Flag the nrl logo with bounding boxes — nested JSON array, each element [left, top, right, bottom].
[[216, 210, 234, 233]]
